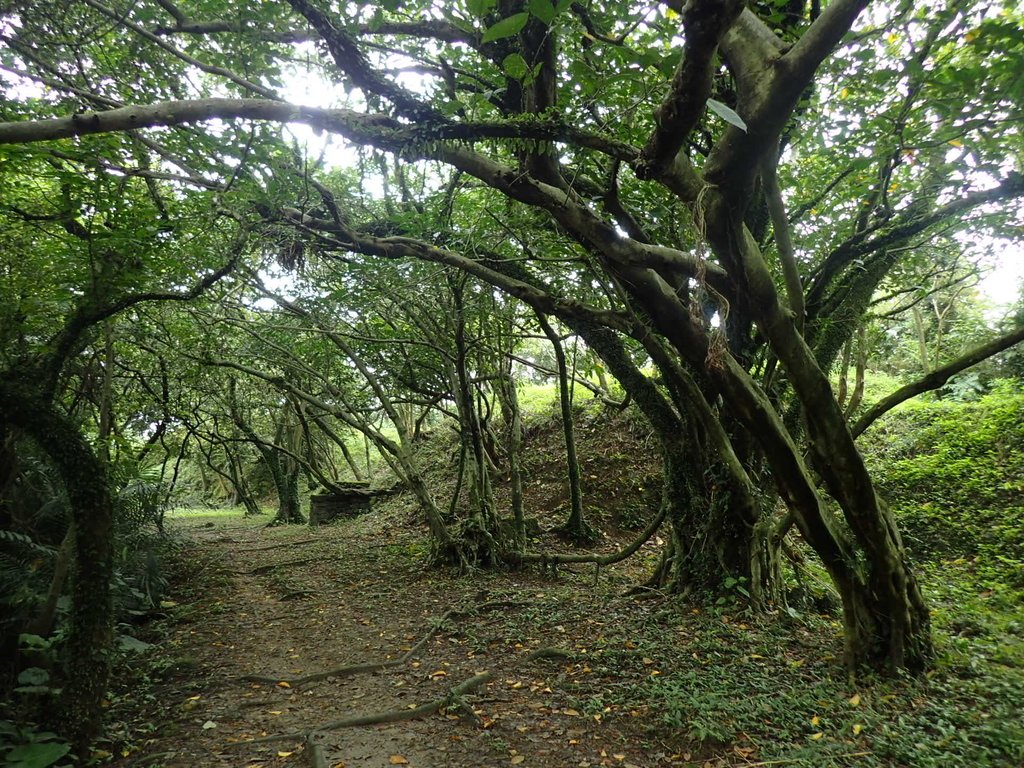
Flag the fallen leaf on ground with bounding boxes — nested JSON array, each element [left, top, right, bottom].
[[389, 756, 409, 765]]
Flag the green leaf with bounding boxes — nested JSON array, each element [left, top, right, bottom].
[[5, 742, 71, 768], [17, 634, 50, 650], [117, 634, 154, 653], [528, 0, 556, 24], [17, 667, 49, 686], [502, 53, 530, 80], [706, 99, 747, 131], [482, 12, 529, 43], [466, 0, 496, 18]]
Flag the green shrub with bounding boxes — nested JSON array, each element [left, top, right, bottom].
[[862, 381, 1024, 585]]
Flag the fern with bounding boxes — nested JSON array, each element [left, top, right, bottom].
[[0, 530, 56, 559]]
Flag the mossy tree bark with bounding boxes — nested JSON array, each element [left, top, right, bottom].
[[536, 312, 593, 543], [263, 447, 305, 525], [447, 275, 504, 567], [0, 377, 114, 753], [494, 366, 525, 544]]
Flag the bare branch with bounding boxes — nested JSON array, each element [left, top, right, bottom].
[[285, 0, 441, 123], [852, 325, 1024, 437], [784, 0, 871, 86], [762, 146, 804, 330], [807, 173, 1024, 309], [635, 0, 744, 178]]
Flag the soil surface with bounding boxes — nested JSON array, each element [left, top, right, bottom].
[[105, 513, 702, 768]]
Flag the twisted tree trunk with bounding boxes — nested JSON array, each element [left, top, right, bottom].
[[0, 378, 114, 753]]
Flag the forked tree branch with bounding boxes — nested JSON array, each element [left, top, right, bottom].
[[285, 0, 441, 123], [636, 0, 744, 177]]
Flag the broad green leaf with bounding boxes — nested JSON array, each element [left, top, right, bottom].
[[16, 667, 49, 686], [466, 0, 497, 18], [482, 12, 529, 43], [5, 742, 71, 768], [528, 0, 556, 24], [502, 53, 530, 80], [706, 98, 747, 131]]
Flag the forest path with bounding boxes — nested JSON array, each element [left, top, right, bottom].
[[107, 513, 689, 768]]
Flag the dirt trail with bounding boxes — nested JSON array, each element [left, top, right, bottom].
[[108, 515, 684, 768]]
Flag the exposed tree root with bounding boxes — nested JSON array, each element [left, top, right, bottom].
[[238, 539, 319, 553], [239, 600, 524, 687], [303, 734, 327, 768], [231, 647, 572, 748], [552, 517, 601, 546], [245, 557, 319, 575], [517, 505, 666, 571], [279, 588, 315, 601]]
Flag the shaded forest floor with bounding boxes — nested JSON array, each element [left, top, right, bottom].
[[106, 513, 697, 768], [99, 407, 1024, 768], [101, 512, 1024, 768]]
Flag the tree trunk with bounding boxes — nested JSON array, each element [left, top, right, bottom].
[[263, 448, 305, 525], [449, 278, 503, 566], [537, 312, 593, 542], [0, 378, 114, 753], [0, 423, 17, 529], [912, 304, 931, 374], [226, 449, 262, 516], [836, 336, 853, 408], [844, 324, 867, 418], [495, 368, 525, 543], [25, 527, 75, 638], [701, 204, 932, 671]]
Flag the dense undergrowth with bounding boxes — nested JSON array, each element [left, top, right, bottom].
[[640, 380, 1024, 767], [863, 381, 1024, 588]]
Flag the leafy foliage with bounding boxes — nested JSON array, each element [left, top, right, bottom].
[[863, 381, 1024, 585], [0, 720, 70, 768], [647, 586, 1024, 767]]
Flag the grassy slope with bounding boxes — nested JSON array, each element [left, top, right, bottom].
[[505, 382, 1023, 766]]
